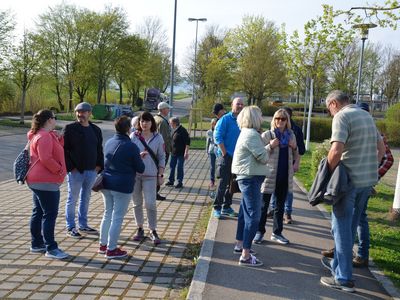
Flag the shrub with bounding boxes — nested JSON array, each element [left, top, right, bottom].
[[261, 101, 279, 116], [385, 102, 400, 123], [311, 139, 331, 176], [293, 116, 332, 142], [384, 121, 400, 146]]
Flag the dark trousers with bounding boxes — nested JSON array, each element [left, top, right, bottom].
[[157, 152, 170, 194], [30, 188, 60, 251], [214, 155, 233, 210], [169, 155, 185, 184]]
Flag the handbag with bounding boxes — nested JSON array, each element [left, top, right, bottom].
[[229, 174, 241, 194], [14, 140, 38, 185]]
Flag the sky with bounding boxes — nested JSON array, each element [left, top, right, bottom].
[[1, 0, 399, 70]]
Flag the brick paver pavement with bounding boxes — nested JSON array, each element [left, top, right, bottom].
[[0, 150, 211, 299]]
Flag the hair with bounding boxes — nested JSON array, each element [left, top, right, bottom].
[[282, 106, 293, 118], [31, 109, 54, 134], [271, 109, 291, 130], [326, 90, 350, 106], [211, 118, 217, 130], [115, 115, 131, 134], [169, 116, 180, 126], [137, 111, 157, 132], [131, 116, 139, 128], [237, 106, 263, 130]]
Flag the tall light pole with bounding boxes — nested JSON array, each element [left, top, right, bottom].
[[353, 23, 377, 104], [169, 0, 177, 117], [188, 18, 207, 107]]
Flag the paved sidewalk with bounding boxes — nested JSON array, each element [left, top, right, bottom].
[[0, 150, 211, 299]]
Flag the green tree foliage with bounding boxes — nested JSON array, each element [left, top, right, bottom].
[[0, 10, 15, 67]]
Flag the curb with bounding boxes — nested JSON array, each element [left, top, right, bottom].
[[294, 177, 400, 299]]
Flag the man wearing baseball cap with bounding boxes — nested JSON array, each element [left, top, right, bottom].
[[62, 102, 104, 238]]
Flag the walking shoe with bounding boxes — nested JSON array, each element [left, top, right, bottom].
[[105, 248, 127, 259], [165, 181, 174, 186], [150, 230, 161, 245], [321, 256, 333, 272], [284, 213, 293, 224], [267, 210, 274, 218], [209, 191, 216, 199], [239, 254, 263, 267], [175, 182, 183, 188], [353, 256, 369, 268], [213, 209, 222, 219], [221, 207, 238, 217], [133, 227, 145, 241], [98, 245, 107, 254], [270, 233, 289, 244], [30, 245, 46, 253], [79, 226, 98, 234], [156, 193, 166, 201], [67, 228, 83, 239], [233, 246, 256, 255], [321, 247, 334, 258], [45, 248, 69, 260], [253, 232, 264, 244], [320, 276, 355, 293]]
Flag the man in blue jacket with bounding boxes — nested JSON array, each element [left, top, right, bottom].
[[213, 97, 244, 219]]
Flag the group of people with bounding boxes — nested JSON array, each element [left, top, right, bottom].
[[25, 101, 190, 260]]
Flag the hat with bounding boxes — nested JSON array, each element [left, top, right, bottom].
[[358, 102, 370, 112], [158, 102, 172, 110], [212, 103, 224, 115], [74, 102, 92, 112]]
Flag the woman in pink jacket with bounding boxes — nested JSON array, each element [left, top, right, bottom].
[[26, 109, 69, 259]]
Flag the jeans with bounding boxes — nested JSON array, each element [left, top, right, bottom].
[[66, 169, 97, 230], [30, 188, 60, 251], [168, 155, 185, 184], [270, 192, 294, 215], [100, 189, 132, 251], [352, 187, 372, 260], [214, 155, 233, 210], [209, 153, 216, 183], [235, 176, 264, 249]]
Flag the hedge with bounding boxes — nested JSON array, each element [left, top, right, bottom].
[[292, 116, 332, 142]]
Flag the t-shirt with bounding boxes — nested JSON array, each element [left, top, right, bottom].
[[81, 125, 98, 170], [330, 104, 380, 188]]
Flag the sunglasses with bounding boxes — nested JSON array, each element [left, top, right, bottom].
[[275, 117, 287, 121], [50, 116, 57, 120]]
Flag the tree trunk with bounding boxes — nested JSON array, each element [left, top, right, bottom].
[[103, 81, 107, 104], [119, 83, 123, 104], [68, 80, 74, 111], [97, 80, 103, 104], [56, 84, 65, 111], [20, 88, 27, 125]]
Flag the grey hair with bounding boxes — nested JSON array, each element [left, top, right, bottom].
[[169, 116, 180, 126], [326, 90, 349, 106], [237, 106, 263, 129]]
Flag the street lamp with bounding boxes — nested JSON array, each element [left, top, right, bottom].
[[169, 0, 178, 117], [188, 17, 207, 107], [352, 23, 377, 104]]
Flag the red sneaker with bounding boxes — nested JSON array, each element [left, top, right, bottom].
[[98, 244, 107, 254], [105, 247, 127, 259]]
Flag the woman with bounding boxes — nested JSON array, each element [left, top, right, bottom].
[[99, 116, 145, 259], [232, 106, 270, 267], [26, 109, 68, 259], [130, 112, 165, 245], [206, 118, 218, 189], [254, 109, 298, 245]]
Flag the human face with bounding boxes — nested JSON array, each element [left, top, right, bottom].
[[76, 110, 91, 125], [160, 107, 169, 117], [232, 98, 244, 115], [140, 119, 151, 132], [326, 99, 338, 116], [274, 115, 287, 132]]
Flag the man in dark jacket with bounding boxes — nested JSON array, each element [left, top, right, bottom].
[[165, 117, 190, 188], [63, 102, 104, 238]]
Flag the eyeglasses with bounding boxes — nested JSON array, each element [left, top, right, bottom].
[[275, 117, 287, 121]]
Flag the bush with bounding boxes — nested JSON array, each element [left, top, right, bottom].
[[261, 101, 279, 116], [293, 116, 332, 142], [311, 140, 330, 177], [376, 119, 400, 147], [386, 102, 400, 123]]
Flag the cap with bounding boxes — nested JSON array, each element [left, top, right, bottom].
[[158, 102, 172, 110], [74, 102, 92, 112], [212, 103, 224, 115], [358, 102, 370, 112]]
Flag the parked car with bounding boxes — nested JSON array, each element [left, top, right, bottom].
[[120, 105, 134, 117], [144, 88, 161, 111]]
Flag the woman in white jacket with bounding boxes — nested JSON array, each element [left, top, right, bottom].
[[231, 106, 270, 267]]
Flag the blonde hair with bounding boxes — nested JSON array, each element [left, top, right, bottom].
[[237, 106, 263, 129], [271, 109, 291, 130]]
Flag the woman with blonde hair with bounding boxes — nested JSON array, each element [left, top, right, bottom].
[[231, 106, 270, 267], [254, 108, 298, 245]]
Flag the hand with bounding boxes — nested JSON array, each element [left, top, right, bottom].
[[95, 166, 101, 173], [270, 138, 280, 149], [158, 175, 164, 185], [293, 161, 300, 173], [140, 151, 148, 158], [289, 139, 296, 149], [184, 152, 189, 160]]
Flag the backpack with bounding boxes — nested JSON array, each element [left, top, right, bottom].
[[13, 140, 38, 184]]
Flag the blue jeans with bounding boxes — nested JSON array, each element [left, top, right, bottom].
[[209, 153, 216, 183], [235, 176, 264, 249], [66, 170, 97, 230], [270, 192, 294, 215], [352, 187, 372, 260], [100, 189, 132, 250], [169, 155, 185, 184], [30, 188, 60, 251]]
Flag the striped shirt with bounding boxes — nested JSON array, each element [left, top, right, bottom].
[[331, 104, 380, 188]]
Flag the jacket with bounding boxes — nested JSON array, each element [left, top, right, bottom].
[[171, 125, 190, 156], [154, 114, 172, 154], [308, 157, 352, 208], [26, 129, 67, 184], [214, 112, 240, 157], [63, 121, 104, 173]]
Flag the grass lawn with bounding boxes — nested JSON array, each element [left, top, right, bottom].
[[295, 144, 400, 289], [190, 137, 206, 150]]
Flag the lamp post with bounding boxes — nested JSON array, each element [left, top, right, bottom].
[[352, 23, 377, 104], [169, 0, 178, 117], [188, 18, 207, 107]]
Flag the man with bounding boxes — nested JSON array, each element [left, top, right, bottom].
[[63, 102, 104, 238], [213, 97, 244, 219], [165, 117, 190, 188], [212, 103, 226, 120], [154, 102, 173, 200], [320, 91, 384, 293]]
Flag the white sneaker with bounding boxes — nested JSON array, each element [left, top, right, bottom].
[[270, 233, 289, 244], [45, 248, 69, 259]]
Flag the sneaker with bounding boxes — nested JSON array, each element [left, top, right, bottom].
[[270, 233, 289, 244], [133, 227, 145, 241], [353, 256, 369, 268], [239, 254, 263, 267], [150, 230, 161, 245], [105, 247, 127, 259], [253, 232, 264, 244], [321, 247, 334, 258], [156, 193, 166, 201], [221, 207, 238, 217], [45, 248, 69, 260], [165, 181, 174, 186], [30, 245, 46, 253], [284, 213, 293, 224], [79, 226, 98, 234], [209, 191, 216, 199], [98, 245, 107, 254], [175, 182, 183, 188], [233, 247, 256, 255], [320, 276, 355, 293], [213, 209, 222, 219], [321, 256, 333, 272], [67, 228, 83, 239]]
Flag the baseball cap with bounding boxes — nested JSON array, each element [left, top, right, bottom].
[[158, 102, 172, 110], [212, 103, 224, 115], [74, 102, 92, 112]]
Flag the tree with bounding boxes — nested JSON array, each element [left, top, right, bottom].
[[379, 48, 400, 106], [0, 10, 15, 68]]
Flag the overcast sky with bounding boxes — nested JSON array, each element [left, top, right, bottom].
[[2, 0, 399, 69]]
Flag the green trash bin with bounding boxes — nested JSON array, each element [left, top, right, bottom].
[[92, 104, 111, 120]]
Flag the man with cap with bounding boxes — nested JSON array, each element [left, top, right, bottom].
[[63, 102, 104, 238], [154, 102, 173, 200]]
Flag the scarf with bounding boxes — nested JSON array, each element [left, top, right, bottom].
[[274, 128, 290, 148]]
